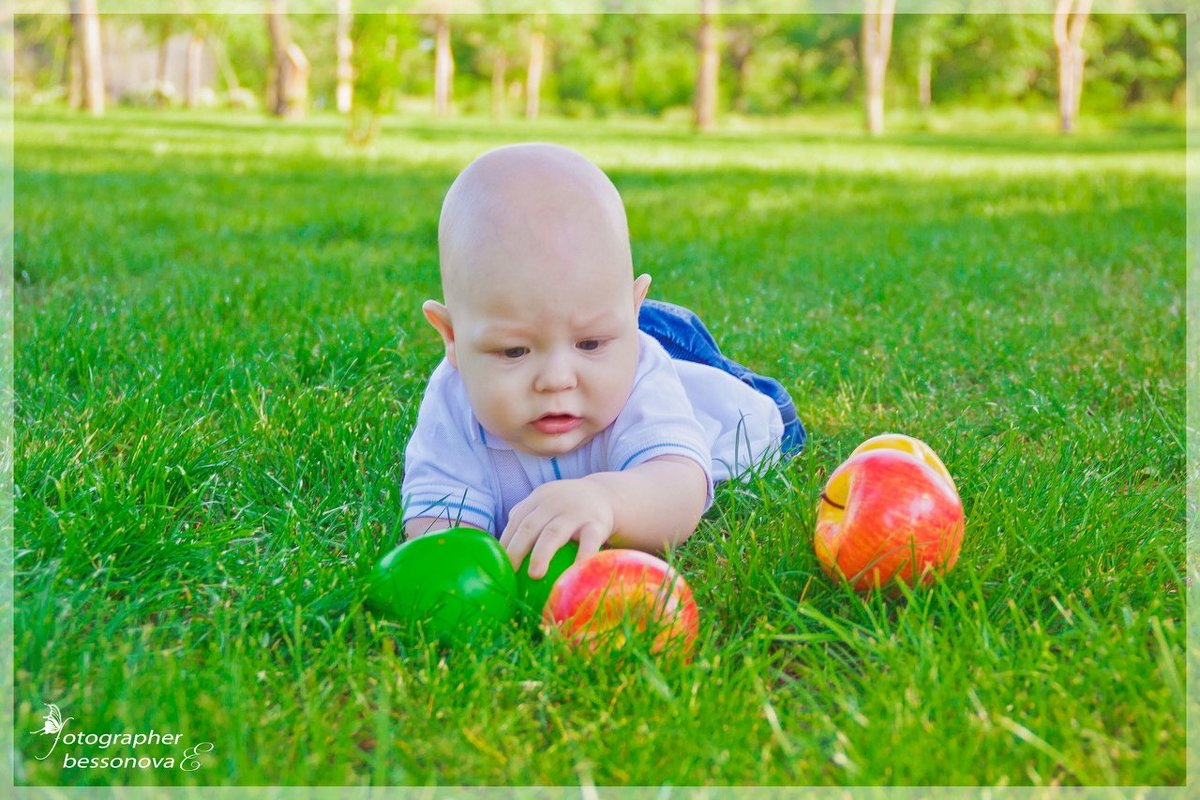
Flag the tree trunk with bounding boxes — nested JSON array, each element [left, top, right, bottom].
[[67, 30, 82, 109], [433, 14, 453, 116], [267, 0, 307, 118], [267, 0, 290, 115], [491, 49, 507, 120], [69, 0, 104, 115], [525, 22, 544, 120], [917, 55, 932, 108], [336, 0, 353, 114], [1054, 0, 1092, 134], [861, 0, 895, 136], [286, 44, 310, 115], [728, 39, 752, 114], [156, 42, 170, 106], [693, 0, 719, 131], [620, 32, 635, 106], [154, 19, 171, 107], [55, 23, 73, 101], [185, 20, 206, 109]]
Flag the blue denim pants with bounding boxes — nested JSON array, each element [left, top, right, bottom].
[[638, 299, 806, 458]]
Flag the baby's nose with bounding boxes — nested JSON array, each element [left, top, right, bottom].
[[534, 353, 578, 392]]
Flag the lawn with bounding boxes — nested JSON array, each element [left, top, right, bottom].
[[11, 107, 1187, 787]]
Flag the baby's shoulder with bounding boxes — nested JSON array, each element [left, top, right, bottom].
[[610, 333, 696, 426], [628, 330, 686, 392]]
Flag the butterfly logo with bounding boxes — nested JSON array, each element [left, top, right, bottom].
[[31, 703, 72, 760]]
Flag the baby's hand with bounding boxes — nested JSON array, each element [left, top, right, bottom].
[[500, 478, 615, 579]]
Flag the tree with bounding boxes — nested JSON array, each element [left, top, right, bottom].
[[475, 16, 512, 121], [591, 12, 642, 110], [722, 14, 778, 114], [526, 13, 546, 120], [1087, 13, 1182, 109], [913, 15, 946, 107], [185, 17, 207, 108], [266, 0, 309, 118], [612, 16, 697, 116], [11, 15, 72, 103], [775, 15, 860, 110], [891, 14, 957, 109], [694, 0, 719, 130], [492, 40, 508, 120], [336, 0, 353, 113], [215, 13, 276, 109], [348, 11, 418, 144], [915, 15, 1052, 106], [1054, 0, 1092, 133], [69, 0, 104, 115], [460, 13, 519, 120], [205, 17, 252, 107], [861, 0, 895, 135], [433, 13, 453, 115], [140, 13, 173, 106]]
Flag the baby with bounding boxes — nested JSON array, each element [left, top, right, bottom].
[[402, 143, 804, 579]]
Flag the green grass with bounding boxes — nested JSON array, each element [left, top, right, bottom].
[[12, 106, 1186, 786]]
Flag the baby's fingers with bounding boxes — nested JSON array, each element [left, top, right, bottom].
[[501, 504, 549, 572], [499, 499, 532, 552], [574, 522, 608, 566], [527, 518, 581, 580]]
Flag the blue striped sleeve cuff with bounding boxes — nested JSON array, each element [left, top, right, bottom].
[[403, 492, 496, 533]]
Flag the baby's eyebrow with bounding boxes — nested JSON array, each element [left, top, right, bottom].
[[475, 321, 534, 340], [571, 310, 620, 330], [472, 310, 623, 343]]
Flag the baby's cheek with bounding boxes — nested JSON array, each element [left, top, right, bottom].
[[465, 370, 517, 424], [595, 380, 633, 429], [611, 352, 640, 405]]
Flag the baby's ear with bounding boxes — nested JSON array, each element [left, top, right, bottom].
[[633, 273, 652, 311], [422, 300, 458, 368]]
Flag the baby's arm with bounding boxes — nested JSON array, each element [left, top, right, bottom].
[[592, 455, 709, 549], [501, 455, 708, 579], [402, 362, 500, 541]]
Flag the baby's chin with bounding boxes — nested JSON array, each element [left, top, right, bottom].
[[514, 424, 602, 459], [516, 435, 591, 459]]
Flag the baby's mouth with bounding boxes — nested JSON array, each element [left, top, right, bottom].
[[532, 413, 583, 435]]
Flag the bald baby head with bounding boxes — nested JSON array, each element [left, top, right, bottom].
[[437, 143, 634, 308], [422, 143, 652, 457]]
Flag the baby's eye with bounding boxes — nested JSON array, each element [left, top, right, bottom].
[[500, 347, 529, 359], [577, 339, 603, 352]]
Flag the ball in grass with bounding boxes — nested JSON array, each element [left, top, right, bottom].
[[542, 549, 700, 662], [515, 540, 580, 623], [815, 433, 964, 592], [366, 527, 518, 645], [845, 432, 958, 492]]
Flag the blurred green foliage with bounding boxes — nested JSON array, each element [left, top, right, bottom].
[[11, 12, 1187, 118], [351, 11, 420, 115]]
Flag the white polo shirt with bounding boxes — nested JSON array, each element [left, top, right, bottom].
[[402, 331, 783, 535]]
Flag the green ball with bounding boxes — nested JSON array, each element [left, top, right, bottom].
[[367, 527, 518, 646], [515, 541, 581, 623]]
